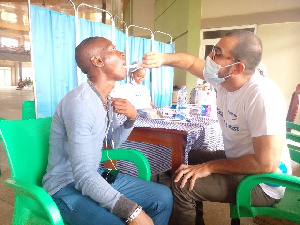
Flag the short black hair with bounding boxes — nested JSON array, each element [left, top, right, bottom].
[[225, 30, 262, 75]]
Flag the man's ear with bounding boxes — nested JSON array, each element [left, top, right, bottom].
[[233, 62, 245, 75], [91, 56, 104, 67]]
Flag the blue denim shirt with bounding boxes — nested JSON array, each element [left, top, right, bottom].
[[42, 83, 136, 218]]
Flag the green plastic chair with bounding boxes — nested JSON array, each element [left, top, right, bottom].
[[22, 100, 36, 120], [0, 117, 6, 176], [0, 117, 6, 141], [230, 121, 300, 225], [0, 117, 151, 225]]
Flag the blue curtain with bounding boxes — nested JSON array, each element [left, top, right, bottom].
[[126, 37, 174, 107], [152, 41, 174, 107], [126, 36, 152, 88], [115, 28, 127, 85], [30, 6, 174, 116], [30, 5, 77, 118], [77, 19, 127, 85], [78, 18, 114, 83]]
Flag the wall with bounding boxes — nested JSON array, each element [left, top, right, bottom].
[[129, 0, 155, 37], [201, 0, 300, 21], [200, 0, 300, 122], [173, 34, 187, 88], [154, 0, 201, 94], [258, 22, 300, 123]]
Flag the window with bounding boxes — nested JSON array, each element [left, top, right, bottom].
[[24, 41, 31, 51], [1, 37, 18, 47], [22, 66, 33, 80], [0, 67, 11, 86], [0, 11, 17, 23]]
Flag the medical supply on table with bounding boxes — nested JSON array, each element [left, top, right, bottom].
[[123, 64, 143, 69], [137, 108, 163, 119], [196, 88, 216, 117], [175, 85, 187, 120], [162, 107, 176, 117], [194, 83, 203, 106]]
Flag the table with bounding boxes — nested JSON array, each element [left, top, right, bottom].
[[127, 127, 187, 175], [117, 112, 224, 176]]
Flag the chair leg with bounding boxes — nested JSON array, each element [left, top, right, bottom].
[[231, 218, 240, 225], [195, 201, 205, 225], [156, 174, 160, 183]]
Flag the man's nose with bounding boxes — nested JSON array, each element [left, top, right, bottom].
[[208, 51, 214, 60]]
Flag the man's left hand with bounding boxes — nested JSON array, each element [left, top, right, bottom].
[[111, 97, 137, 120], [174, 163, 212, 191]]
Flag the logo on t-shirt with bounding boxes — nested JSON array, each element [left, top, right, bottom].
[[217, 108, 239, 132]]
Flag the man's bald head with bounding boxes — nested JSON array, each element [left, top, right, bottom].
[[75, 37, 111, 74]]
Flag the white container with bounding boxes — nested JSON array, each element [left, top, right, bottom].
[[196, 91, 209, 107]]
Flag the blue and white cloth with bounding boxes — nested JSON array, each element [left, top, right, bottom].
[[116, 113, 224, 175]]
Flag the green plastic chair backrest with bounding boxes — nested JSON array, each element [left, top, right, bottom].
[[0, 117, 52, 186], [22, 100, 36, 120], [286, 121, 300, 163]]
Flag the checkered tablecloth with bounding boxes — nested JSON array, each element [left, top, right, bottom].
[[116, 113, 224, 176]]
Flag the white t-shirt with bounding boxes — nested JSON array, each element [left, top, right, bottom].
[[112, 80, 152, 109], [204, 73, 292, 199]]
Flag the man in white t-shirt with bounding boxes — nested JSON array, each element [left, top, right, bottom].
[[142, 30, 291, 225]]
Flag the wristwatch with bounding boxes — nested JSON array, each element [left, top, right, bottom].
[[125, 205, 142, 224]]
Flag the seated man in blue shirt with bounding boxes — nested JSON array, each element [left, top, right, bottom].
[[42, 37, 172, 225]]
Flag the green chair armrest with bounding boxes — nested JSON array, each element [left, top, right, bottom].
[[101, 149, 151, 181], [235, 173, 300, 217], [5, 178, 64, 225]]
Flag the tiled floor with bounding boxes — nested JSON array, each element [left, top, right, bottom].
[[0, 86, 259, 225]]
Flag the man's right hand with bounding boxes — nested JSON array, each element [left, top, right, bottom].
[[129, 210, 154, 225], [142, 51, 165, 68], [111, 97, 137, 120], [142, 51, 205, 80]]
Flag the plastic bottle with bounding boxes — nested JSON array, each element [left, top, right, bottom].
[[194, 84, 202, 106], [197, 90, 211, 117], [175, 85, 187, 119], [209, 88, 217, 117]]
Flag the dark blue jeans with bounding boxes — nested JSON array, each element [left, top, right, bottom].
[[52, 171, 173, 225]]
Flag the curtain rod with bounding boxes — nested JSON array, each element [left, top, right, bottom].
[[154, 30, 172, 44], [114, 15, 127, 31]]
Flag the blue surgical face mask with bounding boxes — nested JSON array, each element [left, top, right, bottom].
[[203, 56, 239, 84]]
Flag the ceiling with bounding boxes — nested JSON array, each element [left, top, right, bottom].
[[0, 0, 126, 33]]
